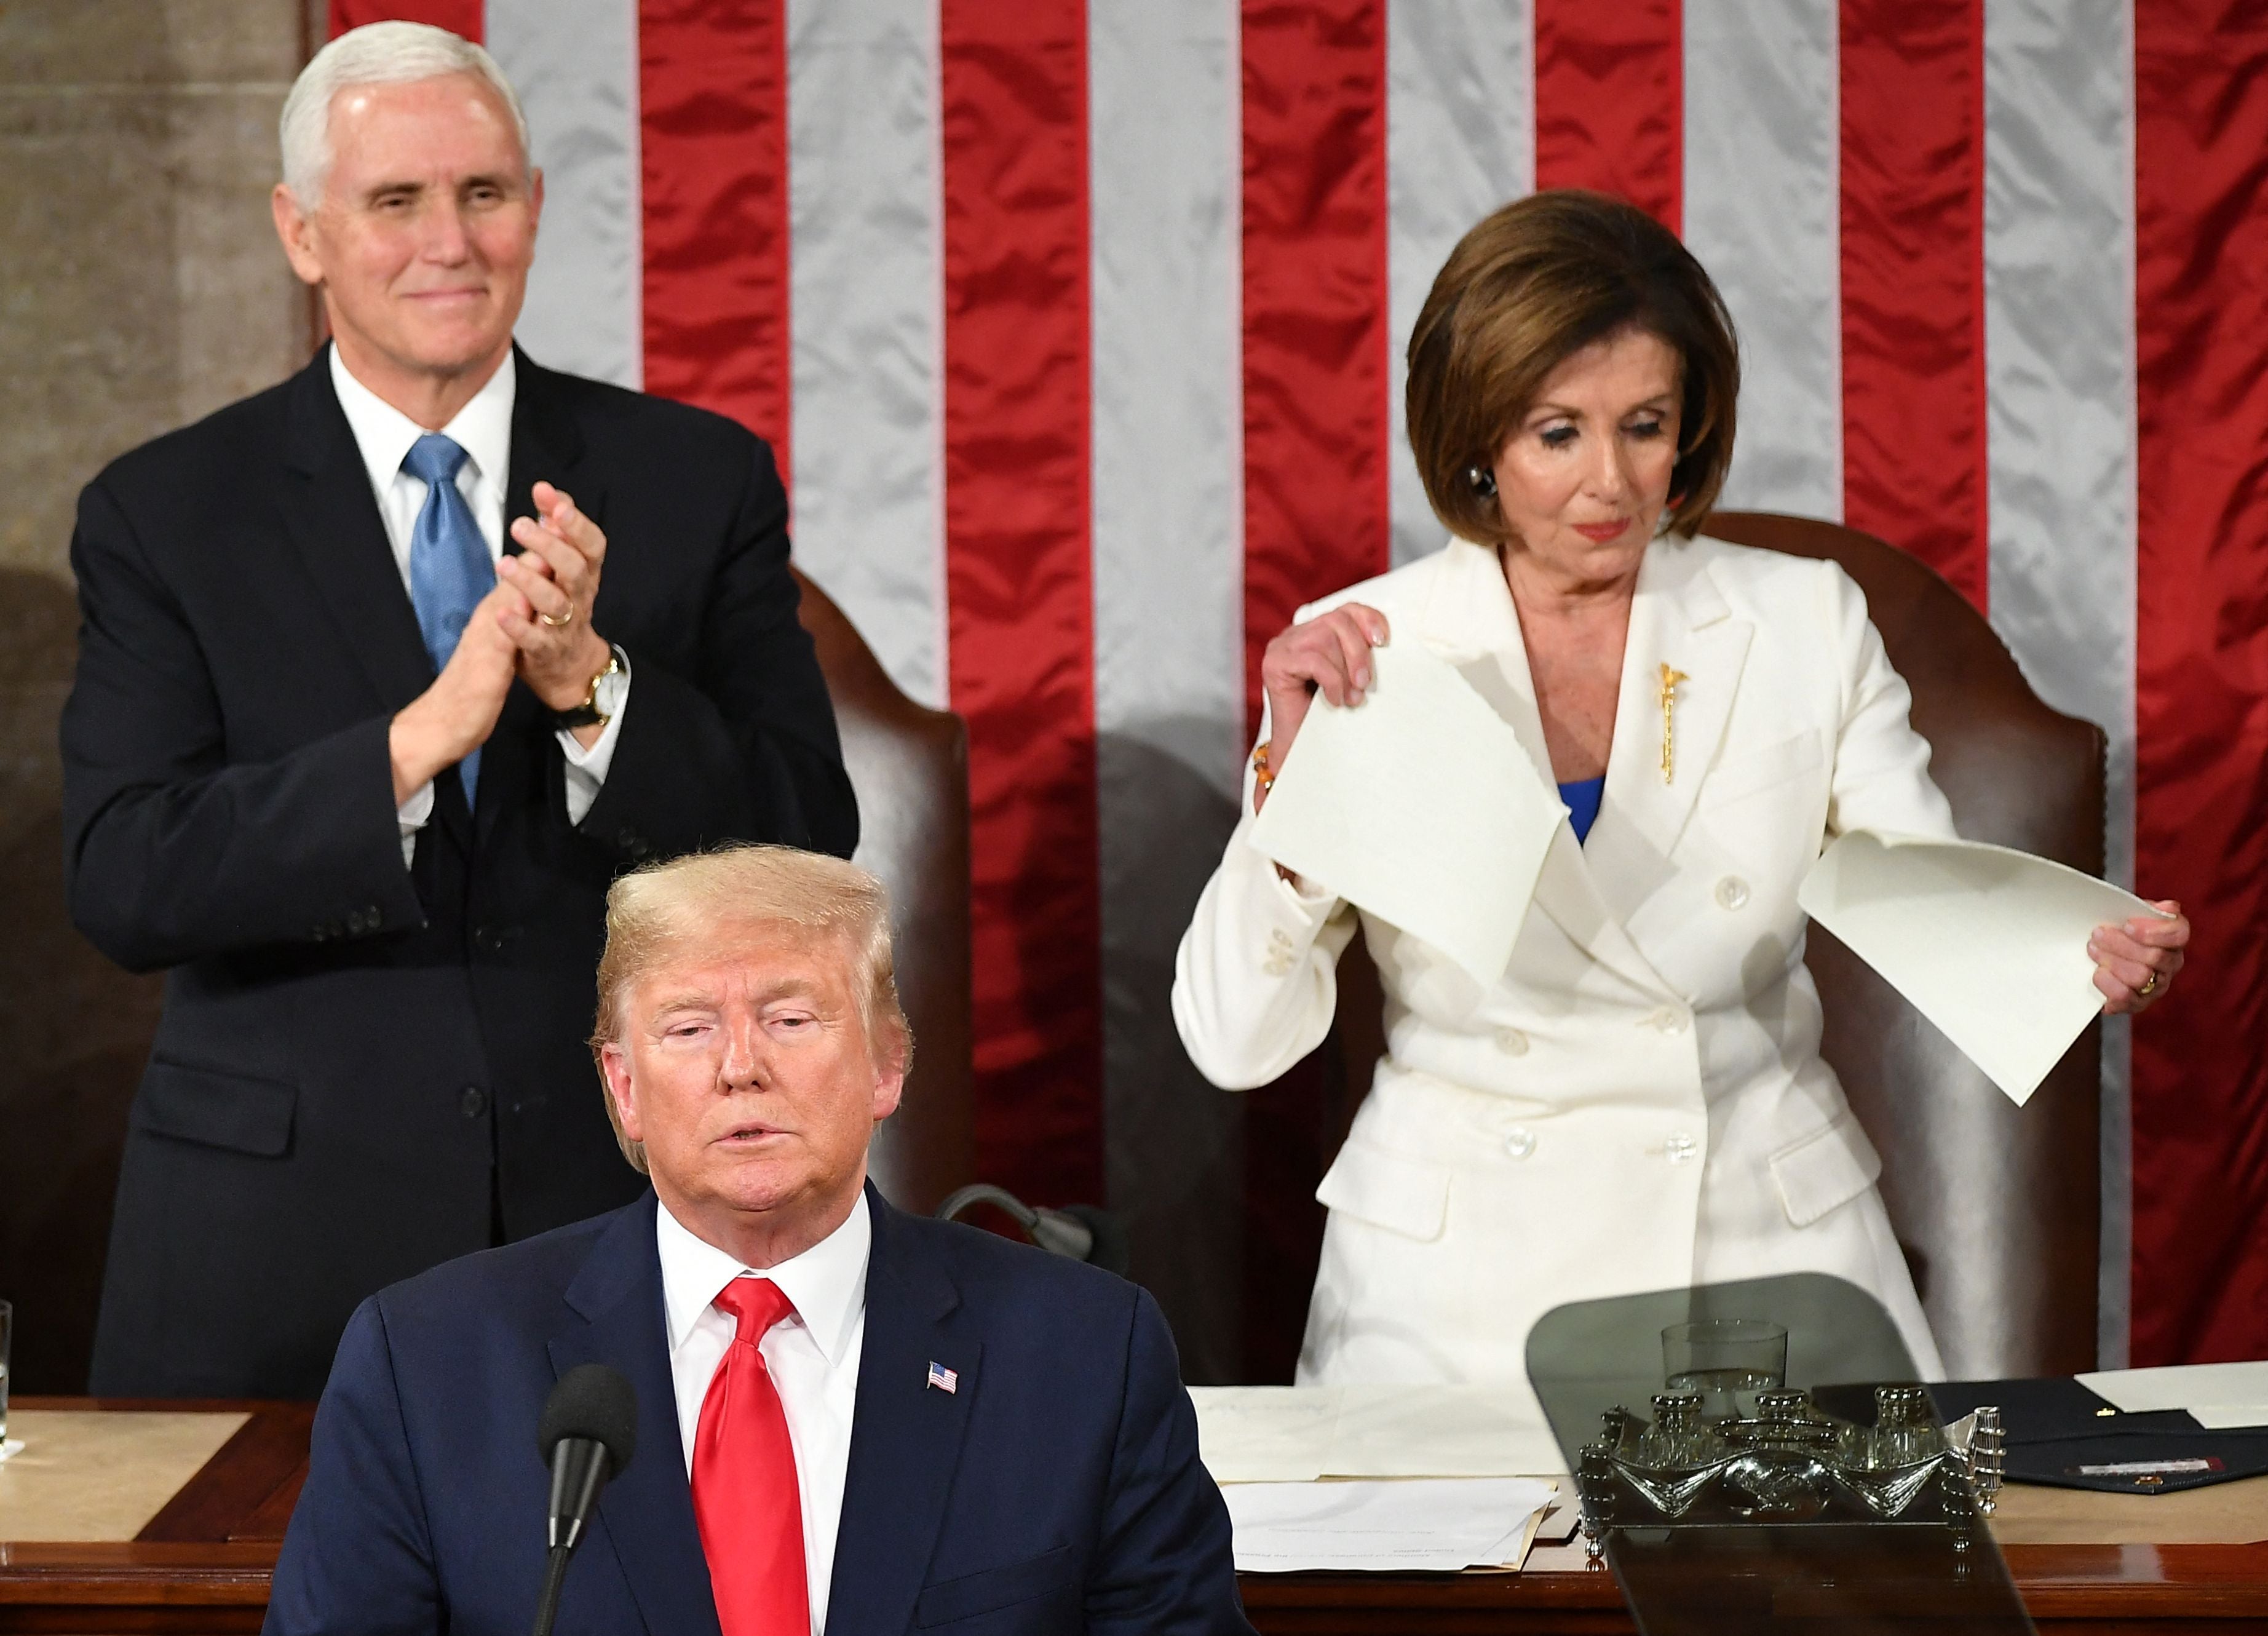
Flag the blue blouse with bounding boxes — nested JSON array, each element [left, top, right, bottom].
[[1559, 774, 1606, 844]]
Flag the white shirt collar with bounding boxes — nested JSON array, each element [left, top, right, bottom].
[[656, 1189, 872, 1368], [328, 342, 517, 501]]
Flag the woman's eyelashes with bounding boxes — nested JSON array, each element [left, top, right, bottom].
[[1532, 413, 1670, 451]]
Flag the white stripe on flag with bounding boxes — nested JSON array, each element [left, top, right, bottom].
[[1386, 0, 1536, 567], [1982, 0, 2138, 1367], [488, 0, 642, 389], [1683, 0, 1842, 518], [1089, 0, 1245, 1383], [787, 0, 946, 707]]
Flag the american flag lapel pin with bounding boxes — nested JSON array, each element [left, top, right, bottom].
[[926, 1360, 959, 1395]]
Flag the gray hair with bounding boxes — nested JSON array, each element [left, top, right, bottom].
[[279, 22, 531, 208]]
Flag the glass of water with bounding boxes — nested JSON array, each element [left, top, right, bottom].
[[1661, 1317, 1787, 1420], [0, 1298, 11, 1446]]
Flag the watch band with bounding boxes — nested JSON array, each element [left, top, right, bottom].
[[552, 646, 625, 730]]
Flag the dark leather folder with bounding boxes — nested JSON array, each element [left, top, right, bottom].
[[1929, 1377, 2268, 1495]]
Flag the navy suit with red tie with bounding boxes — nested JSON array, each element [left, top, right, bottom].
[[263, 1187, 1253, 1636]]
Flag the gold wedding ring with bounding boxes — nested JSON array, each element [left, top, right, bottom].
[[2138, 971, 2160, 999], [538, 607, 576, 629]]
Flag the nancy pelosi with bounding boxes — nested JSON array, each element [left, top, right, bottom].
[[1172, 190, 2188, 1389]]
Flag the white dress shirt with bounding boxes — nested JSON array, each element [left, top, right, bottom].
[[327, 347, 630, 865], [657, 1192, 870, 1636]]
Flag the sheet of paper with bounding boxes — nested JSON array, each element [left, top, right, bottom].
[[1250, 638, 1564, 988], [1189, 1386, 1336, 1483], [1192, 1385, 1569, 1484], [1223, 1477, 1555, 1573], [2079, 1360, 2268, 1423], [1798, 830, 2163, 1105], [1328, 1384, 1566, 1478]]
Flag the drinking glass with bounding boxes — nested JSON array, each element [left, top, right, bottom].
[[0, 1298, 12, 1447], [1661, 1317, 1787, 1420]]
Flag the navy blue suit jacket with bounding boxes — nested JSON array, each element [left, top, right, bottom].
[[265, 1187, 1251, 1635]]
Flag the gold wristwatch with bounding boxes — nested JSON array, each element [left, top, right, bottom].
[[552, 646, 626, 729]]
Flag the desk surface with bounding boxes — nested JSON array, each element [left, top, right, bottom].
[[4, 1399, 2267, 1634]]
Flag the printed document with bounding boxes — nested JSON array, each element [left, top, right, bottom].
[[1799, 831, 2165, 1105], [1250, 638, 1564, 987]]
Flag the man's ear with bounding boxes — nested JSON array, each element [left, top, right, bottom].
[[272, 184, 325, 288], [600, 1042, 644, 1145], [869, 1050, 906, 1126]]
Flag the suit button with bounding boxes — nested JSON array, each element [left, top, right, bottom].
[[1642, 1006, 1691, 1033], [1505, 1126, 1538, 1159], [1494, 1027, 1530, 1057], [473, 924, 507, 953], [1715, 875, 1751, 910], [460, 1086, 489, 1119], [1665, 1131, 1699, 1164]]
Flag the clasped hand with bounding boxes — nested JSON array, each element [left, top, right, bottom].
[[387, 482, 613, 803]]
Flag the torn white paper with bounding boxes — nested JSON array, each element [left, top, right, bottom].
[[2079, 1360, 2268, 1426], [1798, 831, 2163, 1105], [1223, 1477, 1555, 1573], [1250, 638, 1564, 987]]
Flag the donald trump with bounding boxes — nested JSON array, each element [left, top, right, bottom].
[[268, 846, 1250, 1635]]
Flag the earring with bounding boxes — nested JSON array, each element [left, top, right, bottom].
[[1467, 465, 1497, 498]]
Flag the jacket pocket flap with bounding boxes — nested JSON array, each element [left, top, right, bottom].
[[1768, 1113, 1881, 1228], [1705, 730, 1826, 806], [135, 1059, 297, 1158], [915, 1544, 1077, 1627], [1315, 1141, 1451, 1242]]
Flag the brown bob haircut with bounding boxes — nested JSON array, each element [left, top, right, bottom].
[[1405, 189, 1741, 547]]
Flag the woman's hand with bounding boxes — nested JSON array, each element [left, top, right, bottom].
[[1256, 603, 1390, 811], [2090, 900, 2189, 1015]]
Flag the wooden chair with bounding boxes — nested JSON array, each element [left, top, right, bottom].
[[793, 569, 977, 1214], [1326, 513, 2106, 1377]]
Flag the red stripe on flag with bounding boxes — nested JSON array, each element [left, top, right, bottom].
[[638, 0, 793, 473], [939, 1, 1103, 1207], [328, 0, 481, 38], [1837, 0, 1988, 608], [1240, 0, 1391, 734], [1239, 0, 1389, 1381], [1532, 0, 1683, 231], [2130, 4, 2268, 1366]]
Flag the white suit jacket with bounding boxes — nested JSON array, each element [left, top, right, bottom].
[[1173, 534, 1956, 1388]]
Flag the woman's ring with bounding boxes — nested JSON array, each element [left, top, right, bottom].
[[2138, 971, 2160, 999], [538, 607, 575, 629]]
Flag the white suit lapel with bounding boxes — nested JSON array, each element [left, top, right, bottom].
[[1582, 538, 1754, 931], [1410, 540, 1673, 1001]]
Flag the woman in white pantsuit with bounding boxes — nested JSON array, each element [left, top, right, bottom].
[[1172, 191, 2189, 1389]]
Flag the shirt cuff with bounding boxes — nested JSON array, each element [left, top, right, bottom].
[[397, 780, 434, 870], [558, 657, 632, 826]]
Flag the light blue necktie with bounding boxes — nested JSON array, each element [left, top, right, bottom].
[[402, 433, 491, 803]]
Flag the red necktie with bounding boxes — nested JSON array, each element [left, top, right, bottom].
[[691, 1277, 809, 1636]]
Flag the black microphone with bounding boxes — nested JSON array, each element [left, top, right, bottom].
[[934, 1185, 1132, 1277], [529, 1364, 638, 1636]]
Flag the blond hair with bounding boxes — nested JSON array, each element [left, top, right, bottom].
[[589, 845, 912, 1175]]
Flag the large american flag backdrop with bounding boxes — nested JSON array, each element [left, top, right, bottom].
[[333, 0, 2267, 1377]]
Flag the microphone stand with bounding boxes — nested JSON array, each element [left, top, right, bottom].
[[529, 1434, 612, 1636]]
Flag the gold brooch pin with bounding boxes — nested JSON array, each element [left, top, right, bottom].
[[1659, 663, 1689, 784]]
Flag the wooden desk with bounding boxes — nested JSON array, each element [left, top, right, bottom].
[[0, 1399, 306, 1634], [4, 1399, 2267, 1632]]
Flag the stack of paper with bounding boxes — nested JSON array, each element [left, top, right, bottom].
[[1223, 1477, 1556, 1573]]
